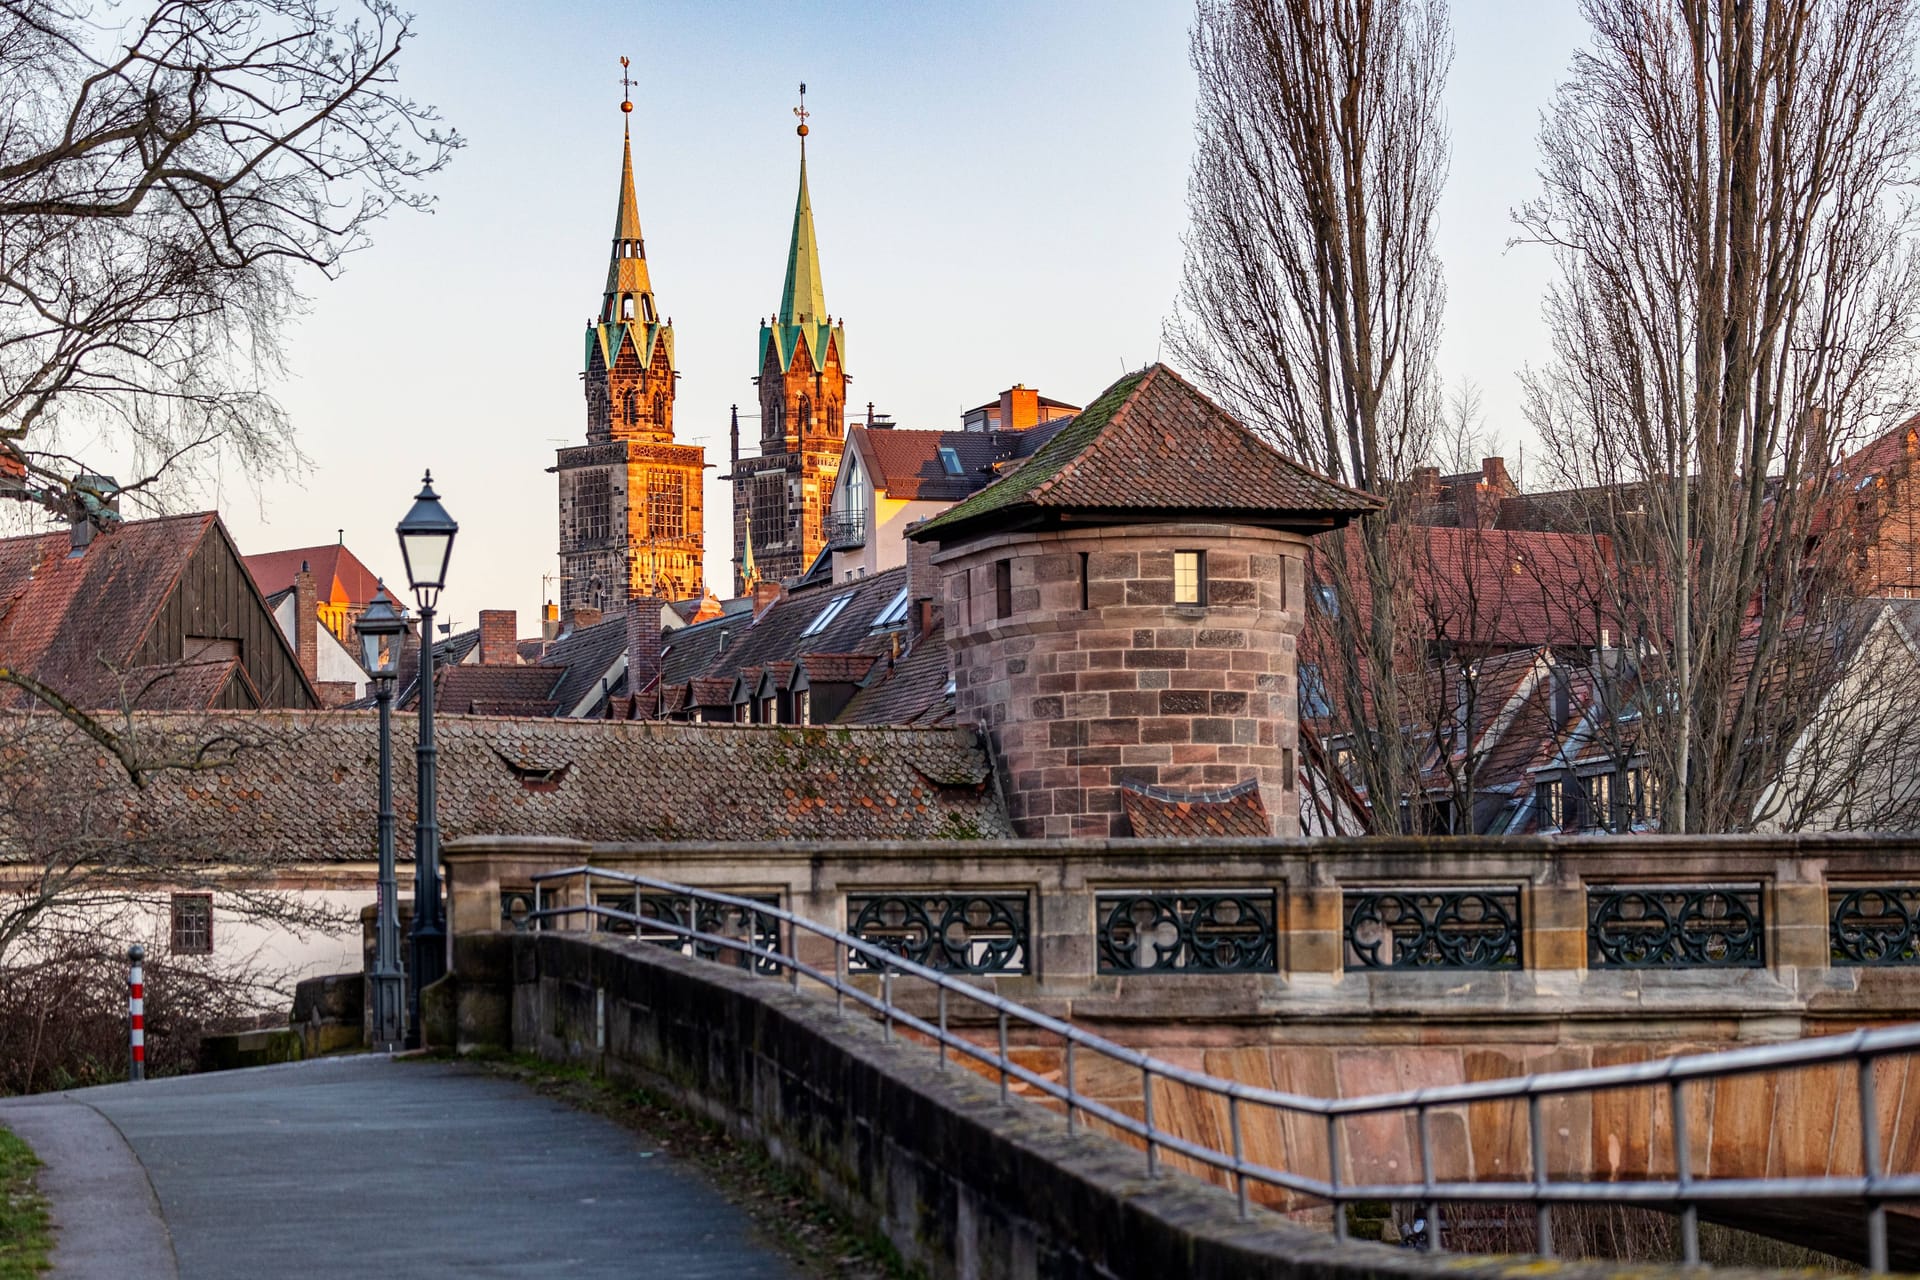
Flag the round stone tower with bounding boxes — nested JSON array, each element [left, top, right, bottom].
[[911, 364, 1378, 839]]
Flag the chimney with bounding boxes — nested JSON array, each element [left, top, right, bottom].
[[294, 560, 319, 681], [627, 596, 665, 719], [905, 523, 941, 639], [1482, 456, 1513, 494], [478, 609, 517, 665], [541, 601, 561, 643], [998, 384, 1041, 433], [751, 579, 784, 617]]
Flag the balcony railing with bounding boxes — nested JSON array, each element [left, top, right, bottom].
[[823, 509, 866, 550]]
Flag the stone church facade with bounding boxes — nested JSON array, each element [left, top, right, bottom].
[[555, 94, 705, 612]]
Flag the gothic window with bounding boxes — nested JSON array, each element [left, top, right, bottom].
[[576, 470, 612, 545], [752, 472, 789, 547], [621, 296, 634, 321], [621, 387, 639, 429], [651, 394, 666, 426], [642, 295, 656, 323], [647, 471, 686, 541], [798, 394, 813, 432]]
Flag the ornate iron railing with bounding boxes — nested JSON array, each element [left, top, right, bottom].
[[1095, 890, 1277, 973], [1587, 884, 1764, 969], [588, 889, 783, 975], [519, 865, 1920, 1271], [846, 893, 1029, 975], [1344, 888, 1522, 970], [1831, 886, 1920, 966]]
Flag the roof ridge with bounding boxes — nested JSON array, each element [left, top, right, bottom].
[[1148, 363, 1382, 508], [1030, 364, 1160, 505]]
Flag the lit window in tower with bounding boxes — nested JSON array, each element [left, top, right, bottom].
[[648, 471, 686, 540]]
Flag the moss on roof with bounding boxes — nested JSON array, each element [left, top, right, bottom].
[[914, 369, 1148, 537]]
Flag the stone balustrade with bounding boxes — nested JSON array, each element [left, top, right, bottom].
[[443, 831, 1920, 1041]]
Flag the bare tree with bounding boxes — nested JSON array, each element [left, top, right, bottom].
[[0, 0, 458, 515], [1517, 0, 1920, 831], [1435, 377, 1485, 474], [1168, 0, 1452, 819]]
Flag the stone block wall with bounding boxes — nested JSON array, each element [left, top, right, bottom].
[[934, 522, 1310, 837]]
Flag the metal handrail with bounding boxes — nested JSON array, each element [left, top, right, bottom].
[[522, 865, 1916, 1270]]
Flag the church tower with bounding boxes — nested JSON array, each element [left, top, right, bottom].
[[557, 59, 705, 612], [730, 85, 847, 592]]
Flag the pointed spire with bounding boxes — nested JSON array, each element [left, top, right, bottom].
[[779, 83, 827, 326], [602, 56, 658, 328], [740, 511, 761, 591]]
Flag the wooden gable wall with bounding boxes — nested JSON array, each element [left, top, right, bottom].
[[134, 521, 319, 710]]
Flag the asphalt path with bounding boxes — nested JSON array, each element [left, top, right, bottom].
[[0, 1055, 800, 1279]]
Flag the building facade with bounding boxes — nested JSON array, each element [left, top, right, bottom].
[[729, 109, 847, 593], [556, 91, 705, 612]]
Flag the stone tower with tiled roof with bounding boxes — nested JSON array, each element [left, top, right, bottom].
[[729, 88, 847, 594], [912, 364, 1379, 838], [556, 71, 705, 613]]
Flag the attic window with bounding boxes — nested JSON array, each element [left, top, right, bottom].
[[938, 447, 963, 475], [871, 585, 910, 629], [800, 591, 855, 637]]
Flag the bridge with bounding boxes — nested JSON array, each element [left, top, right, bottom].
[[11, 830, 1920, 1277], [429, 831, 1920, 1272]]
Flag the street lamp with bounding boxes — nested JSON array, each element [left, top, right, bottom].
[[355, 584, 407, 1052], [397, 472, 457, 1049]]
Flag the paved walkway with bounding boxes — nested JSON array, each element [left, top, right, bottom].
[[0, 1055, 800, 1279]]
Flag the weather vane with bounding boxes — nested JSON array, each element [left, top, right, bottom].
[[794, 82, 809, 139], [620, 56, 634, 115]]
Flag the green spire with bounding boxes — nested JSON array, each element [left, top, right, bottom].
[[779, 145, 826, 326]]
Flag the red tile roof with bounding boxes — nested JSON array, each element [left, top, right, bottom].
[[916, 364, 1380, 541], [0, 512, 234, 709], [1, 712, 1013, 862], [1119, 779, 1272, 837], [244, 543, 386, 607]]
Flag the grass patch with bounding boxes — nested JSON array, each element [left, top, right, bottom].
[[0, 1126, 49, 1278], [469, 1052, 920, 1280]]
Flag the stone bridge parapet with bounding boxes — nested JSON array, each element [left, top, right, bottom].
[[445, 832, 1920, 1045]]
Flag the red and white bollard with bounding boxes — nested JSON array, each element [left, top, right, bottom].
[[127, 943, 145, 1082]]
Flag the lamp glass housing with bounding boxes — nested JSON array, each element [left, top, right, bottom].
[[355, 587, 407, 679], [396, 472, 458, 607]]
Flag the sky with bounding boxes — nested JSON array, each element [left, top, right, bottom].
[[179, 0, 1593, 634]]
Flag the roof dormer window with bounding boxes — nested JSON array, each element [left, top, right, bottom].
[[938, 447, 963, 475]]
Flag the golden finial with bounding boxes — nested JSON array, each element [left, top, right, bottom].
[[620, 56, 634, 114], [793, 81, 809, 139]]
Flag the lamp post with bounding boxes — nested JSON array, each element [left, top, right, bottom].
[[355, 584, 407, 1052], [397, 472, 457, 1049]]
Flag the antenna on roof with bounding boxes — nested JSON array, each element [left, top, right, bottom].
[[337, 528, 344, 545]]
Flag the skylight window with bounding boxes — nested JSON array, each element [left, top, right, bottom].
[[871, 585, 910, 629], [800, 591, 855, 637], [938, 447, 963, 475]]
